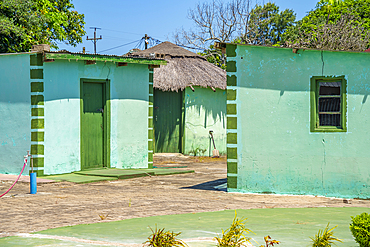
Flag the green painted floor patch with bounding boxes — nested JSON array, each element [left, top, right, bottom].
[[41, 174, 117, 184], [74, 168, 193, 179], [0, 235, 98, 247], [35, 208, 368, 246], [74, 169, 155, 179]]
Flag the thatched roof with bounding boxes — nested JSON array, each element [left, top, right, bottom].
[[129, 42, 226, 92]]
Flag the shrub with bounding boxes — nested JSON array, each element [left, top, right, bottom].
[[144, 225, 188, 247], [310, 223, 342, 247], [214, 211, 253, 247], [350, 212, 370, 247]]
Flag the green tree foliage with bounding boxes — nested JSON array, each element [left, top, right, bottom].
[[241, 2, 295, 45], [198, 44, 226, 70], [0, 0, 85, 53], [282, 0, 370, 50]]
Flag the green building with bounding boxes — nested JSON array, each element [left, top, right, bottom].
[[0, 45, 165, 176], [224, 43, 370, 199], [131, 42, 227, 156]]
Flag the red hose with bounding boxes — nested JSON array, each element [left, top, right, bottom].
[[0, 158, 27, 198]]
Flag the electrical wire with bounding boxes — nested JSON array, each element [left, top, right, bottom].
[[98, 39, 141, 53], [101, 28, 143, 36]]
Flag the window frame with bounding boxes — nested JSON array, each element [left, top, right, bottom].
[[310, 76, 347, 132]]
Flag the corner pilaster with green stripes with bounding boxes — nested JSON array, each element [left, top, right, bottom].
[[30, 53, 45, 176], [226, 44, 238, 190], [148, 68, 154, 168]]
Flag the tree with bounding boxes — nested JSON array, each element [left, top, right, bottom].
[[282, 0, 370, 51], [0, 0, 85, 53], [174, 0, 295, 68], [239, 2, 295, 45]]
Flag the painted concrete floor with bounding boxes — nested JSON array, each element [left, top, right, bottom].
[[41, 168, 195, 184], [0, 208, 367, 246]]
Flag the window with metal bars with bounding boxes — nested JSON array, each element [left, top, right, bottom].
[[310, 76, 347, 132]]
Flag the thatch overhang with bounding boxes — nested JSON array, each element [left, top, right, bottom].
[[128, 42, 226, 92]]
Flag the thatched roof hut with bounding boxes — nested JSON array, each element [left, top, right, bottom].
[[129, 42, 226, 92]]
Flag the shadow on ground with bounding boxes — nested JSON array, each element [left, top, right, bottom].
[[181, 178, 227, 191]]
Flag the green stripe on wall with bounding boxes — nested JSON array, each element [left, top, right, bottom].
[[31, 144, 44, 155], [149, 95, 153, 105], [31, 108, 44, 116], [227, 117, 237, 129], [227, 176, 237, 189], [227, 162, 238, 174], [31, 132, 44, 142], [227, 147, 237, 159], [31, 119, 44, 129], [149, 84, 153, 94], [31, 95, 44, 105], [227, 90, 236, 100], [30, 54, 43, 66], [227, 75, 237, 86], [148, 106, 153, 117], [226, 44, 237, 57], [148, 118, 153, 128], [148, 129, 153, 140], [148, 152, 153, 162], [33, 157, 44, 167], [30, 69, 43, 79], [148, 140, 153, 150], [226, 61, 236, 72], [31, 82, 44, 92], [227, 104, 237, 115], [227, 133, 237, 144], [149, 73, 153, 82]]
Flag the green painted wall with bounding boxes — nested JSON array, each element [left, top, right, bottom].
[[228, 44, 370, 198], [0, 53, 31, 175], [184, 87, 226, 156], [43, 60, 150, 174]]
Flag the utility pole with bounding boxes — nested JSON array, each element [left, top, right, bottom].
[[143, 34, 149, 49], [87, 27, 102, 54]]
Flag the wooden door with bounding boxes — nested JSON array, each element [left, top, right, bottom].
[[154, 89, 184, 153], [81, 82, 105, 169]]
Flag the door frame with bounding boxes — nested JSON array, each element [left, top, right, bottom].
[[80, 78, 111, 170]]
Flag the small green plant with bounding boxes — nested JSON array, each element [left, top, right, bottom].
[[350, 212, 370, 247], [310, 223, 342, 247], [144, 225, 188, 247], [214, 211, 253, 247], [188, 144, 206, 156], [259, 235, 280, 246]]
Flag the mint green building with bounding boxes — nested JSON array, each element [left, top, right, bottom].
[[131, 42, 227, 156], [224, 43, 370, 199], [0, 48, 165, 176]]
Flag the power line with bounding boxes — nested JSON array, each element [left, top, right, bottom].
[[101, 28, 143, 36], [98, 39, 142, 53]]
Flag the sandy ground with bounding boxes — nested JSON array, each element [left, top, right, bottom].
[[0, 154, 369, 238]]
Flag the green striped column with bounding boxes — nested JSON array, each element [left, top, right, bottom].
[[30, 53, 45, 176], [148, 68, 154, 168], [226, 44, 238, 190]]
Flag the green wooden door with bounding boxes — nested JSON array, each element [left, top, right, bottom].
[[81, 82, 105, 169], [154, 89, 184, 153]]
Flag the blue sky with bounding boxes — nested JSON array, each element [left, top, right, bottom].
[[57, 0, 319, 55]]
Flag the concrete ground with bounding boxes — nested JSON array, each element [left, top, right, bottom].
[[1, 154, 369, 246]]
